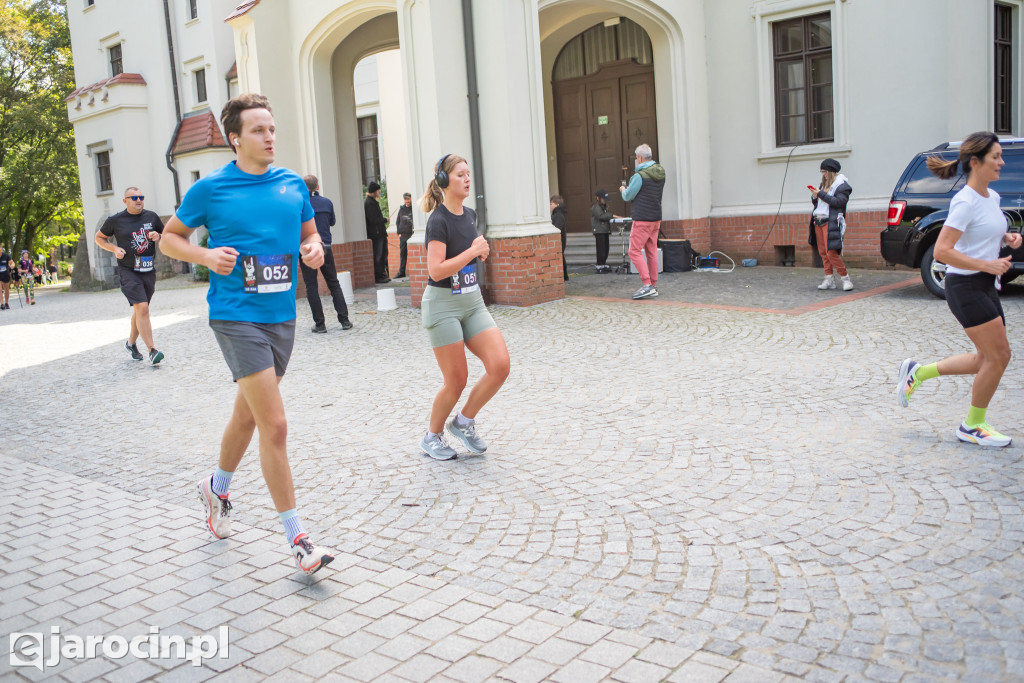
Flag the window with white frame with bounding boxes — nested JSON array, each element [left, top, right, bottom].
[[358, 116, 380, 187], [754, 1, 847, 159], [188, 0, 198, 20], [109, 44, 123, 77], [773, 12, 833, 146], [191, 170, 200, 185], [194, 68, 207, 104], [995, 2, 1015, 134], [95, 151, 112, 193]]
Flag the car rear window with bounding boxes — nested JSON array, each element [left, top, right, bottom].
[[991, 150, 1024, 196], [903, 155, 964, 194]]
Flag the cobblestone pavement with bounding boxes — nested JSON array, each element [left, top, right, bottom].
[[2, 268, 1023, 682]]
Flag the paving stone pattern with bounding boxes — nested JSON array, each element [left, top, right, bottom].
[[1, 269, 1023, 682]]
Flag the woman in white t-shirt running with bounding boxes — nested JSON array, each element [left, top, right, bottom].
[[896, 131, 1022, 447]]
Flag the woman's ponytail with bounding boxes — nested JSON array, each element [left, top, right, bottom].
[[925, 155, 959, 180], [420, 180, 444, 213]]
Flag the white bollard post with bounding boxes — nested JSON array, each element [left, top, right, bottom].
[[377, 288, 397, 311], [338, 270, 354, 305]]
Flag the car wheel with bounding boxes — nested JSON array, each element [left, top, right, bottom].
[[920, 243, 947, 299]]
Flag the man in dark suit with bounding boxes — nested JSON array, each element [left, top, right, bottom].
[[302, 175, 353, 333], [364, 181, 389, 283]]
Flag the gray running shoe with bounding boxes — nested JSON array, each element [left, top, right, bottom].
[[448, 417, 487, 454], [125, 340, 143, 361], [632, 284, 656, 300], [420, 432, 457, 460]]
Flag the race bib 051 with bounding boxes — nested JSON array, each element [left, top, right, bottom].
[[451, 263, 479, 295]]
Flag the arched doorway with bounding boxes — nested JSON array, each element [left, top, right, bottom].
[[552, 17, 657, 232]]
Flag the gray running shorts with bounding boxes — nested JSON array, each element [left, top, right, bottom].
[[209, 319, 296, 381], [421, 285, 496, 348]]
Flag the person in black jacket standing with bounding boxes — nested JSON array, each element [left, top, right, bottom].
[[365, 181, 389, 283], [301, 175, 353, 333], [591, 190, 615, 272], [394, 192, 414, 278], [550, 195, 568, 281], [808, 158, 853, 291]]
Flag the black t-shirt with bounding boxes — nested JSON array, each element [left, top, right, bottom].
[[0, 251, 9, 275], [425, 204, 479, 288], [100, 209, 164, 270]]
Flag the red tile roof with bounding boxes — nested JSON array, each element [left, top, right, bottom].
[[225, 1, 260, 22], [65, 72, 146, 102], [170, 111, 229, 155]]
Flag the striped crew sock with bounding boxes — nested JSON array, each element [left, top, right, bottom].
[[280, 509, 306, 545], [211, 468, 233, 497]]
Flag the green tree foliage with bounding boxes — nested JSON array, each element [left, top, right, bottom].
[[0, 0, 80, 256]]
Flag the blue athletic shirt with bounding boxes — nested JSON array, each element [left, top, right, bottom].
[[175, 161, 314, 323]]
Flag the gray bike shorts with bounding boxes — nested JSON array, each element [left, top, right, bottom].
[[421, 285, 496, 348]]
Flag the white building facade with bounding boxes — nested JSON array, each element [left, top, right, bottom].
[[67, 0, 1023, 300]]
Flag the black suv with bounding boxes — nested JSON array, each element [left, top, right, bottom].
[[879, 138, 1024, 298]]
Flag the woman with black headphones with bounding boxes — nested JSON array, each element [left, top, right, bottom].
[[896, 131, 1021, 447], [417, 154, 511, 461]]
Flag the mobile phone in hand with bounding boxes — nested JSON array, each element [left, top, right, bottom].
[[807, 185, 817, 191]]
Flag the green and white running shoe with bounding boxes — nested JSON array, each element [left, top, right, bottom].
[[956, 422, 1012, 448], [895, 358, 921, 408]]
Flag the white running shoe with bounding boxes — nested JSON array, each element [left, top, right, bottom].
[[291, 534, 335, 574], [197, 477, 232, 539], [817, 275, 836, 290], [956, 422, 1012, 448], [895, 358, 921, 408], [841, 275, 854, 291]]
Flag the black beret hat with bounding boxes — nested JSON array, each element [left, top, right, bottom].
[[820, 158, 841, 173]]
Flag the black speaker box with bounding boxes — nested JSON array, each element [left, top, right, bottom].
[[659, 239, 693, 272]]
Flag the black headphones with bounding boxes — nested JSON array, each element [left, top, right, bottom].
[[435, 154, 452, 188]]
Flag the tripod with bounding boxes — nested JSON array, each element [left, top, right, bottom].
[[610, 218, 632, 274]]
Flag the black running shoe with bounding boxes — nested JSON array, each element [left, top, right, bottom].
[[149, 349, 164, 365], [126, 341, 143, 361], [312, 323, 327, 334], [340, 319, 353, 331]]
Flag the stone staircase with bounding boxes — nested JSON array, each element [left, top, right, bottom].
[[563, 231, 632, 268]]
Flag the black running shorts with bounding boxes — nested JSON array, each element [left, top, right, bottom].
[[945, 272, 1005, 329], [118, 266, 156, 306]]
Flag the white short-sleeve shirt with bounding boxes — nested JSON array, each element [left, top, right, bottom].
[[944, 186, 1006, 276]]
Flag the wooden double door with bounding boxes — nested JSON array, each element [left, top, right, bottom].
[[553, 60, 658, 233]]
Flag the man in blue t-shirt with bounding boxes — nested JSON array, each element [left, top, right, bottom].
[[300, 174, 352, 334], [160, 93, 334, 576]]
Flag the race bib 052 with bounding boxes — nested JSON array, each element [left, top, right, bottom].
[[242, 254, 293, 293]]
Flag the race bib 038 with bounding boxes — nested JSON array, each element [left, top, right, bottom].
[[242, 254, 293, 293], [134, 255, 154, 272]]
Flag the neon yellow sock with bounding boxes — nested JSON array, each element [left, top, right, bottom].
[[915, 363, 939, 382], [966, 405, 987, 427]]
